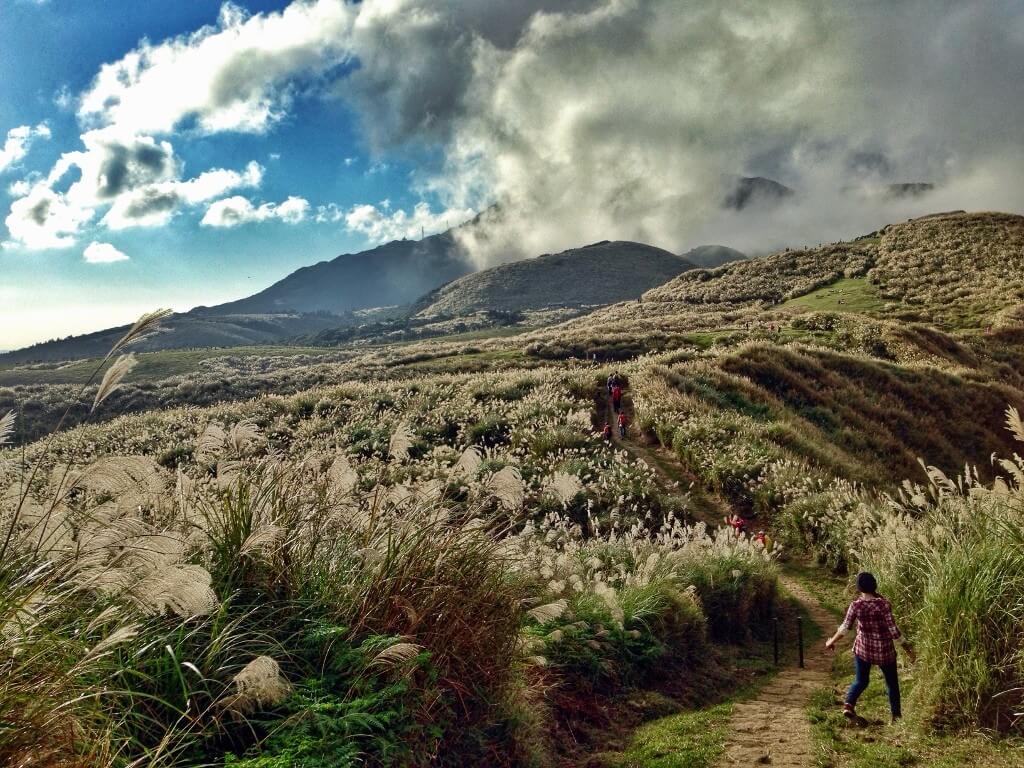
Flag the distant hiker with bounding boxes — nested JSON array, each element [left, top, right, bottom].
[[606, 372, 616, 395], [727, 514, 746, 535], [825, 572, 915, 724], [602, 422, 613, 442], [617, 411, 627, 438], [611, 384, 623, 413]]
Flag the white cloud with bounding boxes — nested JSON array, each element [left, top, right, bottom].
[[78, 0, 356, 135], [343, 201, 474, 243], [201, 195, 309, 227], [314, 203, 344, 223], [100, 160, 263, 229], [4, 129, 263, 247], [4, 183, 93, 250], [0, 123, 51, 174], [13, 0, 1024, 262], [53, 85, 74, 111], [83, 241, 129, 264], [7, 177, 34, 197]]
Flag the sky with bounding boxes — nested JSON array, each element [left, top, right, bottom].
[[1, 0, 1022, 349]]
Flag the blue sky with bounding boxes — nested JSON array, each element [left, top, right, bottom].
[[0, 0, 466, 347], [2, 0, 1021, 349]]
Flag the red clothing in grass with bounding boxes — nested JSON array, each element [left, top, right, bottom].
[[839, 596, 901, 664]]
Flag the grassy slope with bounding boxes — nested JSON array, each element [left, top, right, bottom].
[[528, 212, 1024, 491], [3, 212, 1024, 765], [779, 277, 887, 314], [415, 241, 695, 317], [0, 346, 337, 386]]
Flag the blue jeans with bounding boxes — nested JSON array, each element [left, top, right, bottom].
[[846, 655, 901, 718]]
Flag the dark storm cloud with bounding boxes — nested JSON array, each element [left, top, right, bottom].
[[341, 0, 604, 149], [94, 135, 175, 199], [42, 0, 1024, 259], [121, 188, 180, 219], [27, 198, 51, 225]]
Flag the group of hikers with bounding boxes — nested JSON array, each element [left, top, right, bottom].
[[602, 371, 627, 441], [727, 513, 770, 549]]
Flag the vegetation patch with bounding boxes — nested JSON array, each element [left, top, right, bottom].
[[598, 703, 731, 768], [780, 277, 888, 314]]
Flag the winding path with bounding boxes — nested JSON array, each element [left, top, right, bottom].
[[600, 386, 837, 767], [719, 576, 834, 767]]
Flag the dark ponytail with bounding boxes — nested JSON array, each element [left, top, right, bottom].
[[856, 571, 878, 596]]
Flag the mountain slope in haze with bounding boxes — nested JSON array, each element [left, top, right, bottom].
[[205, 230, 473, 316], [1, 227, 475, 364], [680, 244, 747, 268], [0, 313, 346, 365], [723, 176, 795, 210], [413, 240, 696, 317], [886, 182, 935, 198]]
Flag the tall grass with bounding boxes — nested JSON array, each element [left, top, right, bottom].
[[780, 407, 1024, 732], [854, 442, 1024, 731], [0, 316, 781, 766]]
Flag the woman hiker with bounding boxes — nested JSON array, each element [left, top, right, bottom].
[[825, 571, 915, 724]]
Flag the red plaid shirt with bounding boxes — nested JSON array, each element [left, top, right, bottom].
[[840, 596, 901, 664]]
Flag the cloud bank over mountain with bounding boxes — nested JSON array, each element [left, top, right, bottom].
[[6, 0, 1024, 260]]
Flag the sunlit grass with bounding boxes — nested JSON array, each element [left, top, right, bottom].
[[780, 277, 888, 314]]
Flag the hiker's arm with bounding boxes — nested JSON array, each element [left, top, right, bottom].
[[887, 606, 916, 662], [824, 628, 845, 649], [825, 603, 857, 649]]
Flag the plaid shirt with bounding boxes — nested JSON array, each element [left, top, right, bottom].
[[839, 596, 901, 665]]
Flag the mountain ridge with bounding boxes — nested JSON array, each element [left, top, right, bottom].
[[412, 240, 697, 318]]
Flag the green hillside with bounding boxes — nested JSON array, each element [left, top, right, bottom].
[[2, 212, 1024, 768], [414, 240, 696, 317]]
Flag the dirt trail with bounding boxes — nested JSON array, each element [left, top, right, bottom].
[[601, 391, 730, 525], [598, 387, 835, 767], [719, 576, 834, 767]]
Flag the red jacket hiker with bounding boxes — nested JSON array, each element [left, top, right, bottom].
[[617, 412, 627, 437], [602, 423, 612, 441]]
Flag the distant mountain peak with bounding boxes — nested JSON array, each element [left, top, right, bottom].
[[414, 240, 696, 317], [886, 182, 935, 199], [204, 227, 471, 317], [680, 244, 748, 268]]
